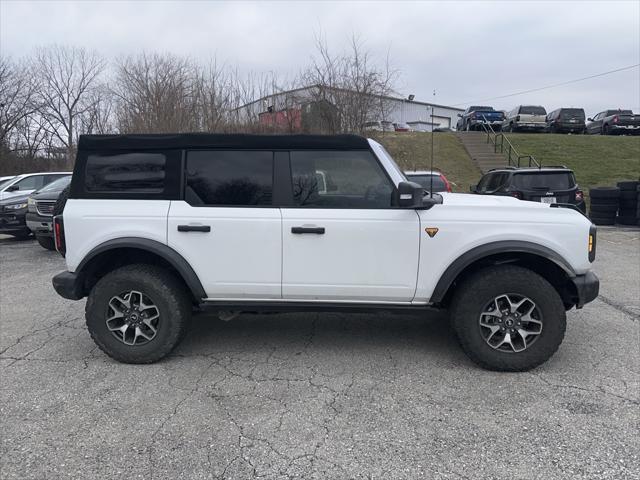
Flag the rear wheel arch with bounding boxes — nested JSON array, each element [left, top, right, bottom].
[[431, 241, 578, 309], [75, 238, 206, 303]]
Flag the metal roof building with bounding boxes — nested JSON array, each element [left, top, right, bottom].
[[234, 86, 464, 132]]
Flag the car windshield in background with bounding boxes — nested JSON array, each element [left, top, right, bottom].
[[560, 109, 585, 119], [407, 175, 447, 191], [0, 178, 16, 190], [520, 106, 546, 115], [37, 176, 71, 193], [513, 172, 575, 190]]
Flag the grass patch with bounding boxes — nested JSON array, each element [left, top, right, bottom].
[[372, 132, 481, 192], [505, 134, 640, 193]]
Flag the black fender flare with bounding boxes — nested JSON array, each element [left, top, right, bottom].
[[76, 237, 206, 300], [429, 241, 576, 304]]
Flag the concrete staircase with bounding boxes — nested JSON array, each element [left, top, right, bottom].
[[456, 132, 507, 173]]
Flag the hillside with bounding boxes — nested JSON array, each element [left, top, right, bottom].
[[375, 132, 640, 196], [372, 132, 481, 192], [505, 133, 640, 192]]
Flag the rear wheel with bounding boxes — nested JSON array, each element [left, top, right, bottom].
[[450, 265, 566, 371], [85, 264, 191, 364], [36, 235, 56, 250]]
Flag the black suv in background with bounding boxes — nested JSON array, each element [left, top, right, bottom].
[[545, 108, 586, 134], [471, 166, 586, 213]]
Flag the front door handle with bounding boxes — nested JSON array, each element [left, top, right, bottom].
[[291, 226, 325, 234], [177, 225, 211, 232]]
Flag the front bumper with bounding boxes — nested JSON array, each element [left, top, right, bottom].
[[26, 212, 53, 237], [571, 271, 599, 308], [0, 209, 28, 234], [52, 271, 85, 300]]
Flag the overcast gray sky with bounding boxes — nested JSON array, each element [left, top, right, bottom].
[[1, 0, 639, 115]]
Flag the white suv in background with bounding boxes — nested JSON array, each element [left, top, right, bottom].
[[502, 105, 547, 132], [52, 134, 599, 371], [0, 172, 71, 200]]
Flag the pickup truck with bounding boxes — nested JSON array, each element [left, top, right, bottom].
[[457, 106, 505, 131], [586, 109, 640, 135], [51, 133, 599, 371]]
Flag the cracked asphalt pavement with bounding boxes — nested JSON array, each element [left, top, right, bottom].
[[1, 228, 638, 479]]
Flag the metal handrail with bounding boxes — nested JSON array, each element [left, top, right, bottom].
[[479, 115, 541, 168]]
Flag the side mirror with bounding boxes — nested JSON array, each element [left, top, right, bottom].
[[396, 181, 424, 208], [5, 184, 19, 192], [470, 184, 477, 193], [587, 118, 593, 122], [457, 113, 463, 118]]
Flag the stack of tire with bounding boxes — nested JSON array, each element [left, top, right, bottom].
[[616, 180, 640, 226], [589, 187, 620, 225]]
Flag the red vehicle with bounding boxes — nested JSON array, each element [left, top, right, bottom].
[[393, 122, 411, 132], [404, 170, 453, 193]]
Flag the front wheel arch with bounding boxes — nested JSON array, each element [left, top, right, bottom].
[[431, 243, 578, 310]]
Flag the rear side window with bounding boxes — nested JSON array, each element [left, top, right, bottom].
[[12, 175, 44, 191], [290, 150, 393, 208], [513, 172, 576, 190], [185, 151, 273, 206], [86, 153, 166, 193]]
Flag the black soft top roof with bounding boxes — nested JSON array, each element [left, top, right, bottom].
[[77, 133, 370, 152]]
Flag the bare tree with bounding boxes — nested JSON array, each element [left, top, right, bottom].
[[0, 56, 38, 151], [32, 45, 106, 161], [302, 35, 398, 133], [112, 52, 199, 133]]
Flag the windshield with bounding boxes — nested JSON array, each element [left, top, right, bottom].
[[36, 176, 71, 193], [406, 174, 447, 192], [0, 177, 16, 190], [371, 141, 407, 182], [470, 106, 494, 112], [513, 172, 576, 190], [520, 106, 546, 115]]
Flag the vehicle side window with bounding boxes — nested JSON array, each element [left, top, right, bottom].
[[477, 174, 492, 193], [13, 175, 43, 191], [42, 174, 65, 186], [486, 173, 507, 191], [290, 150, 394, 208], [86, 152, 167, 193], [185, 151, 273, 206]]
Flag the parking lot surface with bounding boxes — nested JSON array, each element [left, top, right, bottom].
[[1, 228, 638, 480]]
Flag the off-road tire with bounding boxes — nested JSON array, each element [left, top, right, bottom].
[[590, 215, 616, 226], [450, 265, 566, 372], [36, 235, 56, 251], [85, 264, 191, 364], [589, 187, 620, 199], [589, 204, 618, 214]]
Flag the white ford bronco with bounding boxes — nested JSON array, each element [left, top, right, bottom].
[[52, 134, 599, 371]]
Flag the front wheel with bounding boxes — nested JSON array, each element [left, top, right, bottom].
[[85, 264, 192, 364], [450, 265, 566, 371]]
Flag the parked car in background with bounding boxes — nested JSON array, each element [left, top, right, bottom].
[[545, 108, 586, 134], [0, 175, 16, 184], [0, 193, 31, 239], [27, 175, 72, 250], [586, 109, 640, 135], [393, 122, 411, 132], [502, 105, 547, 132], [404, 170, 452, 192], [457, 106, 505, 131], [471, 166, 586, 213], [0, 172, 71, 201]]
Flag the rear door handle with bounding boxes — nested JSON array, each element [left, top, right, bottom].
[[177, 225, 211, 232], [291, 226, 325, 234]]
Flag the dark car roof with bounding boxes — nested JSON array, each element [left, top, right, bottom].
[[485, 166, 573, 174], [78, 133, 370, 152]]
